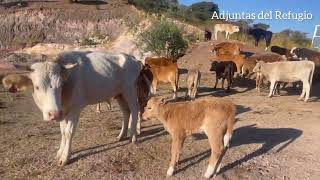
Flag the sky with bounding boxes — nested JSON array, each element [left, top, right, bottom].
[[179, 0, 320, 38]]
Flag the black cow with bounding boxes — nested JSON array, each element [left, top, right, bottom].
[[248, 28, 273, 51], [210, 61, 236, 92], [291, 47, 320, 62], [204, 29, 212, 41], [271, 46, 293, 58]]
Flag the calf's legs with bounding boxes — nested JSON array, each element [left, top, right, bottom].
[[167, 135, 185, 176]]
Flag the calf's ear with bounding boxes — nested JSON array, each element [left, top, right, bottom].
[[61, 63, 78, 81]]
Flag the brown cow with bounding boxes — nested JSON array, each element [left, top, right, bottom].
[[212, 42, 240, 56], [144, 58, 179, 99], [215, 54, 246, 74], [142, 96, 236, 178], [241, 53, 285, 78]]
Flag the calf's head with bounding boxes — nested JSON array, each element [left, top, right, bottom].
[[4, 62, 77, 122], [210, 61, 219, 71], [252, 61, 265, 73], [142, 96, 166, 120], [232, 25, 240, 33]]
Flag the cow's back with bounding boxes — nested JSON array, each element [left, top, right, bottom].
[[60, 51, 141, 105]]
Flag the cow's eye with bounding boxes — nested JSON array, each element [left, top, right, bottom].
[[35, 86, 39, 90], [49, 85, 52, 89]]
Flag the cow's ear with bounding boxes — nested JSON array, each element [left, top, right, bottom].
[[61, 63, 78, 81]]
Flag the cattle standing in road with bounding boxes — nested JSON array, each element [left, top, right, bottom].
[[248, 28, 273, 51], [2, 51, 144, 166], [144, 57, 179, 99], [142, 96, 236, 178], [253, 61, 315, 102], [186, 69, 201, 99], [212, 42, 240, 56], [213, 24, 239, 40], [271, 46, 294, 58], [204, 29, 212, 41], [210, 61, 236, 92]]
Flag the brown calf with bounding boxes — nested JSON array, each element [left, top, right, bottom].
[[212, 42, 240, 56], [215, 54, 246, 74], [2, 74, 32, 93], [142, 96, 236, 178], [144, 63, 179, 99]]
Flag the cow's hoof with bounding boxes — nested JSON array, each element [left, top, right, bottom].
[[166, 167, 174, 176], [57, 156, 69, 167], [131, 135, 137, 144]]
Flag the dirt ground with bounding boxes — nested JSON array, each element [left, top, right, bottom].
[[1, 41, 320, 180]]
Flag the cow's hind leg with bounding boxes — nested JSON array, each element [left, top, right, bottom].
[[304, 82, 311, 102], [170, 79, 177, 99], [115, 96, 130, 140], [57, 112, 80, 166], [268, 80, 276, 98], [204, 131, 224, 178], [123, 88, 140, 143], [96, 103, 101, 113]]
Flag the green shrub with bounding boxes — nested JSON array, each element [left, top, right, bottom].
[[139, 19, 187, 58]]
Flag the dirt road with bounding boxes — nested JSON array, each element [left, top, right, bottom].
[[1, 42, 320, 180]]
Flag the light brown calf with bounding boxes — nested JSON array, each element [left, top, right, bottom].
[[144, 63, 179, 99], [212, 42, 240, 56], [186, 69, 201, 99], [215, 54, 246, 74], [2, 74, 32, 93], [95, 101, 112, 113], [142, 96, 236, 178]]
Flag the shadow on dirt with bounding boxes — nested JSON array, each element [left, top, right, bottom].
[[175, 124, 302, 175], [70, 124, 167, 164], [75, 0, 108, 5]]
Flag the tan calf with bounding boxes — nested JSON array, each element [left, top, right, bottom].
[[186, 69, 201, 99], [2, 74, 32, 93], [142, 96, 236, 178], [145, 63, 179, 99], [215, 54, 246, 74], [212, 42, 240, 56]]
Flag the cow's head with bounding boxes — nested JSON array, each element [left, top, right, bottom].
[[233, 25, 240, 33], [142, 96, 166, 120], [210, 61, 219, 71], [3, 61, 77, 122], [253, 60, 266, 73]]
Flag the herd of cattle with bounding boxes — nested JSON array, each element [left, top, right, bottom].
[[1, 29, 320, 178]]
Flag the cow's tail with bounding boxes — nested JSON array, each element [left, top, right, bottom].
[[309, 61, 315, 86]]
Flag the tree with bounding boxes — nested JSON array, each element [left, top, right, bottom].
[[128, 0, 171, 13], [253, 23, 270, 30], [188, 1, 219, 21], [139, 20, 187, 58]]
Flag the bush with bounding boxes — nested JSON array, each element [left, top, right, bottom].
[[139, 20, 187, 58], [128, 0, 171, 14]]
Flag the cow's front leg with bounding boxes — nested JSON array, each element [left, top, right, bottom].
[[55, 120, 67, 160], [57, 114, 79, 166], [268, 80, 276, 98], [214, 76, 218, 90]]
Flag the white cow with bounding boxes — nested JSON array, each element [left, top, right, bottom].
[[3, 51, 143, 166], [253, 60, 315, 102], [213, 24, 240, 40]]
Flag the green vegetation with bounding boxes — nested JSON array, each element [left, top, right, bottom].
[[139, 19, 187, 58]]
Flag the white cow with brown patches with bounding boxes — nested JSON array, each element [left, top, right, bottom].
[[2, 51, 143, 166]]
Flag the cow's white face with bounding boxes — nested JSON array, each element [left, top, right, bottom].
[[28, 62, 76, 122], [233, 26, 240, 32], [253, 61, 264, 73], [29, 62, 64, 121]]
